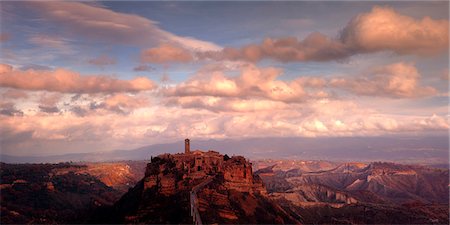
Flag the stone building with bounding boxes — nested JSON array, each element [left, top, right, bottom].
[[143, 139, 264, 195], [185, 138, 190, 154]]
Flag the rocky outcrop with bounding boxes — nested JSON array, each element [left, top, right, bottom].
[[222, 156, 266, 193], [109, 150, 300, 224], [142, 151, 265, 195]]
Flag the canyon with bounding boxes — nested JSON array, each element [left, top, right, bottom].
[[1, 146, 448, 224]]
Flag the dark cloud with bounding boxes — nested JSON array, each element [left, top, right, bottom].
[[71, 94, 82, 101], [70, 106, 88, 117], [0, 102, 24, 117], [19, 64, 53, 71], [38, 105, 60, 114], [133, 64, 154, 72], [89, 101, 104, 110]]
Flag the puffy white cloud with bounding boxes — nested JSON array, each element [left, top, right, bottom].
[[96, 93, 151, 115], [0, 64, 156, 93], [164, 96, 289, 113], [330, 62, 437, 98], [1, 96, 447, 155]]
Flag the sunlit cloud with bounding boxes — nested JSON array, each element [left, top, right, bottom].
[[0, 64, 156, 93], [193, 6, 448, 63], [1, 97, 447, 155], [163, 64, 328, 103], [141, 44, 194, 64], [330, 62, 437, 98], [341, 6, 449, 55], [27, 1, 221, 51], [0, 1, 447, 157]]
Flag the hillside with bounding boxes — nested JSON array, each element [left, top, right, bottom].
[[97, 150, 300, 224], [256, 160, 449, 224], [0, 161, 146, 224], [1, 157, 448, 224]]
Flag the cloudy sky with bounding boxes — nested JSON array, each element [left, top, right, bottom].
[[0, 1, 448, 156]]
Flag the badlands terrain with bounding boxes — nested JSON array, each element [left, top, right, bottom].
[[1, 156, 448, 224]]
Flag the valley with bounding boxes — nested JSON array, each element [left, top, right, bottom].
[[1, 154, 448, 224]]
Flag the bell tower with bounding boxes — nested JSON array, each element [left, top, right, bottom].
[[185, 138, 190, 154]]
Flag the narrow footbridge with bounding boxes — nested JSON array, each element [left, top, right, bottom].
[[190, 176, 214, 225]]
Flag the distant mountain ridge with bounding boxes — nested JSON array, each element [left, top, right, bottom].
[[1, 136, 448, 165]]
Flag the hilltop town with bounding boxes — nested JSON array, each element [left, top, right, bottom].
[[143, 139, 265, 195], [112, 139, 292, 224]]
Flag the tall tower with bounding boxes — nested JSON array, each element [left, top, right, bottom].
[[185, 138, 190, 154]]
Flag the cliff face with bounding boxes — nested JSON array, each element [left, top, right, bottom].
[[0, 163, 122, 224], [256, 160, 449, 224], [107, 150, 299, 224], [141, 151, 266, 195]]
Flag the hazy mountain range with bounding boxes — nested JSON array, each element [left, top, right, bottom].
[[1, 136, 448, 165]]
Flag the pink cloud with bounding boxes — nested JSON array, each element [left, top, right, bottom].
[[340, 6, 449, 55], [198, 33, 349, 62], [88, 55, 116, 66], [141, 44, 194, 64], [440, 68, 449, 81], [94, 93, 151, 115], [28, 1, 220, 51], [0, 64, 156, 93], [163, 64, 327, 103], [163, 62, 437, 112], [195, 6, 448, 63], [0, 33, 11, 42], [1, 96, 447, 155], [330, 62, 437, 98], [1, 89, 29, 99], [165, 96, 289, 113]]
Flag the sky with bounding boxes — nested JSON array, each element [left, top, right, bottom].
[[0, 1, 449, 157]]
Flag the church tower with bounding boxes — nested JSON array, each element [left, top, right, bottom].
[[185, 138, 190, 154]]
